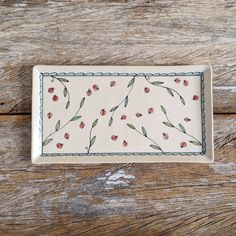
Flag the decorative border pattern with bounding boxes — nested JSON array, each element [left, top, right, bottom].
[[39, 71, 206, 157]]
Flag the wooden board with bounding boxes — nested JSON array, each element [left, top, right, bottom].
[[0, 0, 235, 235], [0, 114, 236, 235]]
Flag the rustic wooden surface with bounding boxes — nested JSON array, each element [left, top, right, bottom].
[[0, 0, 235, 235]]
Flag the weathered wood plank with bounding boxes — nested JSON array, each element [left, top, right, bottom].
[[0, 0, 235, 114], [0, 114, 235, 235], [0, 66, 235, 114]]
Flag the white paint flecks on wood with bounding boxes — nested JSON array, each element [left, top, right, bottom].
[[97, 170, 136, 188], [210, 162, 236, 175]]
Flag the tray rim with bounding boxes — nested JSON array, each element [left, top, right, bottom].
[[32, 65, 213, 164]]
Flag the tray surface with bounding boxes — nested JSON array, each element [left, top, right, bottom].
[[32, 65, 213, 163]]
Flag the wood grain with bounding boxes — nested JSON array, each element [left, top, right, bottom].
[[0, 0, 235, 235], [0, 114, 235, 235], [0, 0, 235, 114]]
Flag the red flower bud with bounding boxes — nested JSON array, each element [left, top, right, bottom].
[[121, 115, 127, 120], [163, 133, 169, 140], [184, 117, 191, 122], [180, 142, 187, 148], [47, 112, 52, 119], [111, 135, 118, 141], [123, 140, 128, 147], [100, 109, 106, 116], [48, 87, 54, 93], [174, 78, 181, 83], [86, 89, 92, 96], [64, 133, 69, 140], [56, 143, 63, 149], [148, 107, 154, 114], [193, 95, 199, 101], [52, 95, 58, 101], [110, 81, 116, 87], [136, 112, 142, 117], [144, 87, 150, 93], [93, 84, 99, 91], [79, 122, 85, 129], [183, 80, 189, 86]]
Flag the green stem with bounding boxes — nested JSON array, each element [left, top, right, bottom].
[[52, 76, 70, 108], [109, 75, 136, 126], [86, 126, 93, 154], [43, 98, 84, 143], [133, 128, 164, 153], [165, 113, 202, 145], [144, 76, 184, 103]]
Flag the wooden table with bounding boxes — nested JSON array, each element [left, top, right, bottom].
[[0, 1, 235, 235]]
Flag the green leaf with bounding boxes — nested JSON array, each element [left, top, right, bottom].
[[110, 106, 118, 112], [163, 122, 174, 127], [142, 127, 147, 137], [180, 96, 185, 105], [80, 97, 85, 108], [189, 140, 201, 146], [90, 136, 96, 147], [55, 120, 60, 131], [179, 123, 186, 133], [63, 87, 68, 97], [70, 116, 81, 121], [42, 138, 53, 146], [124, 96, 128, 107], [66, 101, 70, 109], [109, 117, 113, 127], [92, 119, 98, 128], [167, 88, 174, 97], [127, 77, 135, 87], [151, 81, 164, 85], [127, 123, 135, 129], [57, 77, 69, 83], [161, 105, 166, 115], [150, 144, 161, 150]]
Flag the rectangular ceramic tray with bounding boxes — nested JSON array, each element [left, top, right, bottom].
[[32, 65, 213, 164]]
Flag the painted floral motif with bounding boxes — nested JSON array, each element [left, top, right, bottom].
[[148, 107, 154, 114], [93, 84, 99, 91], [163, 133, 169, 140], [52, 95, 59, 102], [64, 132, 69, 140], [144, 76, 186, 105], [51, 76, 70, 109], [123, 140, 128, 147], [42, 73, 204, 155], [160, 105, 202, 147], [48, 87, 54, 93], [110, 81, 116, 87], [111, 135, 118, 141], [42, 94, 85, 147], [100, 109, 106, 116], [56, 143, 63, 149], [174, 78, 180, 83], [79, 121, 85, 129], [121, 115, 127, 120], [136, 112, 142, 117], [183, 80, 189, 86], [144, 87, 150, 93], [108, 75, 136, 127], [47, 112, 52, 119], [85, 119, 98, 153], [86, 89, 92, 96], [127, 123, 164, 153]]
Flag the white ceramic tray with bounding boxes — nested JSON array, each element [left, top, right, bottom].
[[32, 65, 213, 164]]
